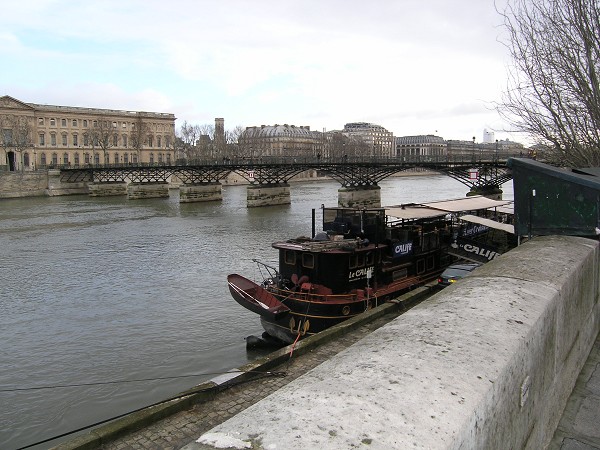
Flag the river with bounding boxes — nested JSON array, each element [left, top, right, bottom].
[[0, 175, 513, 449]]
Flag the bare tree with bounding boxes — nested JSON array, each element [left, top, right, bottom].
[[89, 116, 119, 165], [497, 0, 600, 167], [177, 121, 201, 160], [224, 125, 244, 159], [1, 114, 33, 171], [130, 113, 150, 163]]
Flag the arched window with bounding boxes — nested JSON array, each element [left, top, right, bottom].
[[84, 153, 90, 164], [124, 153, 129, 164], [122, 134, 128, 147], [74, 153, 80, 165], [104, 153, 110, 165], [94, 153, 100, 165], [114, 153, 119, 164], [149, 153, 154, 164], [51, 153, 58, 166], [63, 153, 69, 166], [158, 153, 163, 164], [40, 153, 47, 166], [132, 153, 138, 163], [166, 153, 171, 164], [23, 152, 30, 168]]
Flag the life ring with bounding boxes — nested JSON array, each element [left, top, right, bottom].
[[342, 306, 351, 316]]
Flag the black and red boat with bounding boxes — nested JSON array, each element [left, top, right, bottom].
[[228, 196, 511, 344]]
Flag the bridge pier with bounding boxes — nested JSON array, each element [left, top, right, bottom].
[[467, 185, 503, 200], [127, 182, 170, 200], [247, 183, 291, 207], [179, 182, 222, 203], [88, 182, 127, 197], [338, 185, 381, 208]]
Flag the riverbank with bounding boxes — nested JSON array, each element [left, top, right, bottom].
[[0, 168, 438, 199]]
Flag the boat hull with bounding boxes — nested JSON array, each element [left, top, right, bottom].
[[227, 274, 290, 321]]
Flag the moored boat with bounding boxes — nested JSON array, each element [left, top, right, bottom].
[[228, 196, 512, 344]]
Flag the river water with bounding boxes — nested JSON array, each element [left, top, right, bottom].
[[0, 175, 513, 449]]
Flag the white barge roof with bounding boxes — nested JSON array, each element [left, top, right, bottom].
[[386, 196, 512, 220]]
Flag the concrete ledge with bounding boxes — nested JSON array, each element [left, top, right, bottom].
[[195, 236, 600, 449]]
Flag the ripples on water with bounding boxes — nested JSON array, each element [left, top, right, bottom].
[[0, 176, 513, 449]]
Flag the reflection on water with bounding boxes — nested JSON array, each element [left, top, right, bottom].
[[0, 176, 513, 449]]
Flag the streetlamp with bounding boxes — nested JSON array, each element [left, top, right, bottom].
[[472, 136, 476, 161]]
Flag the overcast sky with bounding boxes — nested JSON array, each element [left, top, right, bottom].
[[0, 0, 525, 143]]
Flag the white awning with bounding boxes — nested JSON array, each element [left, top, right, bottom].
[[386, 205, 449, 220], [459, 214, 515, 234], [422, 196, 512, 213]]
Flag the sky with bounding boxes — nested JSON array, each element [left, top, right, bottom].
[[0, 0, 527, 144]]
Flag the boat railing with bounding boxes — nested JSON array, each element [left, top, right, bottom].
[[267, 285, 360, 303]]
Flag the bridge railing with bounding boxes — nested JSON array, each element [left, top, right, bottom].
[[49, 152, 525, 171]]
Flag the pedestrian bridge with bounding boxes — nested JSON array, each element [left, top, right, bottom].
[[56, 156, 514, 207]]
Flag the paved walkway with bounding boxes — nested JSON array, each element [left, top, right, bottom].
[[548, 330, 600, 450]]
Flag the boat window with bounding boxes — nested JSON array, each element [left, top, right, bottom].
[[392, 268, 408, 280], [416, 258, 425, 274], [284, 250, 296, 265], [366, 252, 374, 266], [427, 256, 435, 271], [302, 253, 314, 269], [357, 254, 365, 267]]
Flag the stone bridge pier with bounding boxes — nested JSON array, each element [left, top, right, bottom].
[[337, 185, 381, 208]]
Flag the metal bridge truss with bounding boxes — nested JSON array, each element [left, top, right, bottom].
[[59, 159, 513, 192]]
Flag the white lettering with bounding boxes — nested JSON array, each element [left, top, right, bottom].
[[462, 243, 500, 261], [349, 266, 375, 280]]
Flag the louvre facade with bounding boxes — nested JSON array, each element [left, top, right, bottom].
[[0, 96, 176, 171]]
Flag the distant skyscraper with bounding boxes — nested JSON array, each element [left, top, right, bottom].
[[483, 129, 495, 143]]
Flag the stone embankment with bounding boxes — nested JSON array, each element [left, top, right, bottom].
[[54, 235, 599, 449]]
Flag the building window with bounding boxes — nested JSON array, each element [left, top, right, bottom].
[[112, 122, 117, 128], [157, 136, 162, 148], [40, 153, 47, 166], [94, 153, 100, 165], [39, 133, 45, 146], [166, 153, 171, 164], [83, 120, 88, 127], [74, 153, 79, 165], [62, 134, 67, 146], [52, 153, 58, 166], [51, 134, 56, 146], [158, 153, 163, 163], [122, 135, 127, 147], [84, 153, 90, 164], [72, 119, 77, 127], [148, 136, 153, 147], [63, 153, 69, 165], [132, 153, 138, 163], [24, 152, 30, 168], [114, 153, 119, 164], [105, 153, 110, 165], [50, 118, 56, 126], [124, 153, 128, 164], [61, 119, 66, 127], [38, 118, 44, 125], [73, 134, 78, 146], [113, 134, 118, 147], [149, 153, 154, 164], [83, 134, 89, 146]]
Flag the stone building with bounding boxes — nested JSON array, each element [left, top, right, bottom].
[[395, 134, 447, 160], [238, 124, 323, 159], [341, 122, 394, 158], [0, 95, 176, 171]]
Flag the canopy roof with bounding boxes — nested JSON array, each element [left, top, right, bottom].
[[386, 196, 512, 221]]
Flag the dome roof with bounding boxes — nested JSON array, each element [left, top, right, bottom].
[[242, 124, 315, 139]]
